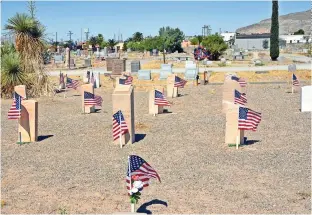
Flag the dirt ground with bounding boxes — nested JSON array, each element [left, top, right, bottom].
[[1, 82, 311, 214]]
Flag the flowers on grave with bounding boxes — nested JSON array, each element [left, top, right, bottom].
[[129, 175, 144, 204]]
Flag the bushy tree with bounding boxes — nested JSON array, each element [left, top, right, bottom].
[[294, 29, 305, 35], [132, 32, 143, 42], [262, 39, 269, 49], [201, 34, 228, 60], [159, 26, 185, 53], [190, 37, 199, 46], [270, 0, 279, 61]]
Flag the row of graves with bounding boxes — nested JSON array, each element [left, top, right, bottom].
[[6, 63, 311, 213]]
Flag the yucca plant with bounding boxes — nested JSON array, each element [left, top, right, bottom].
[[1, 52, 29, 98], [4, 12, 52, 96]]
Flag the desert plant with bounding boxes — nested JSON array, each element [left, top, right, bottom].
[[1, 51, 30, 97], [270, 0, 279, 60], [218, 62, 226, 67]]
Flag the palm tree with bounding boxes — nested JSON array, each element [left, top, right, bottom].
[[107, 39, 118, 51]]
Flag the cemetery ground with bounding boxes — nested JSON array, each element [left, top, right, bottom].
[[1, 78, 311, 214]]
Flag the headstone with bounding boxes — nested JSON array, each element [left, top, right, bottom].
[[112, 59, 126, 75], [112, 85, 135, 146], [81, 84, 95, 113], [131, 60, 141, 73], [222, 76, 245, 113], [184, 68, 197, 80], [57, 45, 60, 54], [167, 74, 178, 98], [70, 58, 75, 68], [18, 100, 38, 142], [84, 58, 91, 67], [288, 64, 296, 72], [149, 89, 164, 115], [301, 86, 312, 112], [76, 49, 81, 56], [225, 106, 245, 147], [54, 55, 64, 64], [221, 58, 226, 63], [159, 64, 173, 80], [94, 71, 100, 88], [103, 47, 108, 56], [65, 47, 70, 67], [255, 60, 262, 65], [138, 70, 151, 80], [14, 85, 27, 99]]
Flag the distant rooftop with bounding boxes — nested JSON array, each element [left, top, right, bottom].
[[236, 33, 271, 39]]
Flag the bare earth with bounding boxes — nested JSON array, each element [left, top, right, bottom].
[[1, 83, 311, 214]]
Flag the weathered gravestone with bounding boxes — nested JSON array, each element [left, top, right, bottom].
[[149, 88, 164, 115], [112, 59, 126, 75], [225, 105, 245, 147], [159, 64, 173, 80], [301, 86, 312, 112], [81, 84, 95, 114], [18, 100, 38, 143], [138, 70, 151, 80], [112, 85, 135, 146], [167, 74, 178, 98]]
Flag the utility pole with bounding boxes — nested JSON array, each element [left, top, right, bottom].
[[67, 31, 73, 42]]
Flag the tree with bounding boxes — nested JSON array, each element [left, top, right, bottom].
[[201, 34, 228, 60], [262, 39, 269, 49], [132, 32, 143, 42], [159, 26, 185, 53], [88, 36, 97, 46], [107, 39, 118, 50], [190, 37, 199, 46], [270, 0, 279, 61], [294, 29, 305, 35]]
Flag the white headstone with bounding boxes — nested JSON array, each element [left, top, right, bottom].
[[301, 86, 312, 112], [288, 64, 296, 72], [94, 71, 100, 88]]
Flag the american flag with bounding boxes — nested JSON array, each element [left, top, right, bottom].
[[112, 110, 128, 141], [8, 92, 22, 120], [238, 107, 262, 131], [84, 91, 103, 106], [234, 90, 247, 106], [231, 76, 247, 87], [66, 77, 80, 89], [154, 90, 170, 106], [126, 155, 161, 194], [174, 76, 187, 88], [292, 74, 300, 86], [119, 76, 133, 85]]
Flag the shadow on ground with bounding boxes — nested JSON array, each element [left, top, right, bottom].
[[135, 134, 146, 142], [37, 135, 54, 142], [137, 199, 168, 214]]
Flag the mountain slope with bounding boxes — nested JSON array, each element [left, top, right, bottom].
[[236, 10, 311, 35]]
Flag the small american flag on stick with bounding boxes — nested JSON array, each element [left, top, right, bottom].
[[234, 90, 247, 106], [84, 91, 103, 106], [8, 92, 22, 120], [112, 110, 128, 141], [154, 90, 170, 106], [292, 74, 300, 86], [174, 76, 187, 88], [126, 155, 161, 194], [66, 77, 80, 89], [119, 76, 133, 85], [231, 76, 247, 87], [238, 107, 262, 131]]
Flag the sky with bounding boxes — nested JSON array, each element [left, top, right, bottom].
[[1, 1, 310, 42]]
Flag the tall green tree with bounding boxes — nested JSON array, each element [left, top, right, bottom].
[[159, 26, 185, 53], [270, 0, 279, 61], [201, 34, 228, 60], [132, 32, 143, 42]]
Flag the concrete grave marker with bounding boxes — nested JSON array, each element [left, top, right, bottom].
[[112, 85, 135, 146], [149, 88, 164, 115], [14, 85, 27, 99], [301, 86, 312, 112], [167, 74, 178, 98], [81, 84, 95, 113], [18, 100, 38, 143], [225, 106, 245, 147]]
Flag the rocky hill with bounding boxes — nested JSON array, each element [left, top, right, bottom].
[[236, 10, 311, 35]]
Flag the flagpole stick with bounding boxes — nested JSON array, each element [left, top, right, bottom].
[[128, 156, 134, 213], [236, 133, 239, 150], [119, 111, 122, 149], [292, 74, 294, 94]]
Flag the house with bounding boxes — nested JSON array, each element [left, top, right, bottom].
[[181, 40, 192, 48], [221, 32, 235, 42], [234, 33, 271, 50], [279, 35, 310, 44], [114, 42, 124, 52]]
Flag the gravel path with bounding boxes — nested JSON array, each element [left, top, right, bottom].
[[1, 84, 311, 214]]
